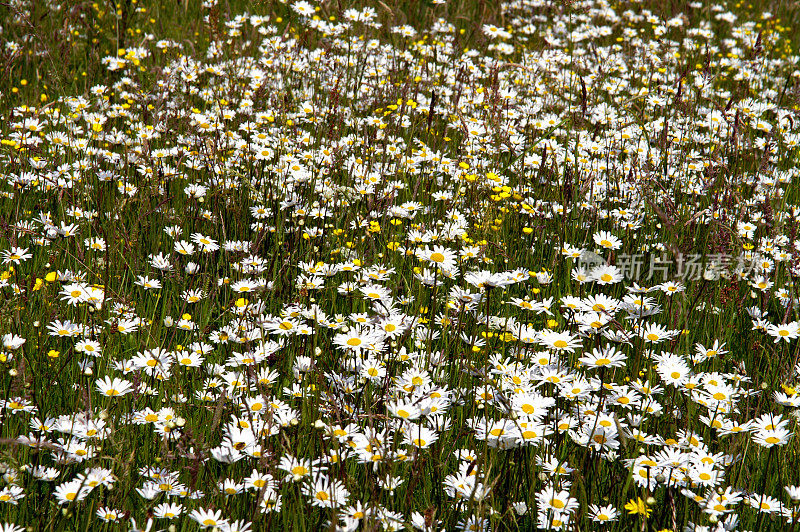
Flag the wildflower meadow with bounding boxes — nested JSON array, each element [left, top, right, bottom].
[[1, 0, 800, 530]]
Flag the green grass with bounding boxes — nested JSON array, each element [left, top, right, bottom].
[[0, 0, 799, 531]]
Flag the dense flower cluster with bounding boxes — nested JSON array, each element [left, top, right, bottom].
[[0, 0, 799, 530]]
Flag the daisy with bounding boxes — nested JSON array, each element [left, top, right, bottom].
[[191, 233, 220, 252], [747, 494, 783, 514], [302, 477, 350, 508], [220, 478, 244, 496], [84, 237, 106, 252], [593, 230, 622, 250], [95, 376, 134, 397], [1, 247, 32, 264], [579, 347, 627, 369], [2, 334, 25, 350], [688, 463, 720, 487], [0, 486, 23, 505], [658, 280, 685, 295], [231, 279, 259, 293], [766, 321, 800, 343], [377, 315, 407, 337], [508, 297, 538, 312], [537, 486, 579, 514], [132, 348, 172, 374], [182, 288, 206, 303], [610, 386, 639, 408], [576, 311, 611, 332], [416, 245, 458, 272], [404, 425, 439, 448], [539, 330, 582, 352], [333, 326, 383, 353], [149, 252, 173, 271], [54, 480, 89, 505], [718, 419, 752, 436], [464, 270, 519, 290], [512, 393, 554, 419], [359, 357, 386, 382], [31, 466, 59, 481], [692, 340, 728, 364], [561, 244, 585, 259], [95, 507, 120, 522], [163, 225, 182, 238], [135, 275, 162, 290], [582, 294, 620, 313], [75, 339, 102, 357], [751, 275, 773, 292], [60, 283, 91, 305], [259, 489, 282, 513], [752, 427, 792, 447], [399, 368, 432, 390], [591, 264, 623, 284], [538, 367, 571, 386], [458, 516, 492, 531], [223, 520, 253, 532], [514, 420, 550, 445], [277, 455, 323, 482], [174, 240, 196, 256], [153, 502, 183, 519], [292, 0, 315, 17], [240, 470, 274, 493], [657, 356, 691, 385], [189, 508, 228, 529], [359, 284, 391, 302], [174, 351, 204, 368], [47, 319, 82, 337], [640, 323, 677, 343], [571, 266, 592, 284]]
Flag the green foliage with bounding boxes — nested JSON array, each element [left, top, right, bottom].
[[0, 0, 799, 531]]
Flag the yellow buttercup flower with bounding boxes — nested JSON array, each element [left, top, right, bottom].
[[624, 498, 652, 517]]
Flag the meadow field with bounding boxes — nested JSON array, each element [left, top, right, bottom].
[[1, 0, 800, 530]]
